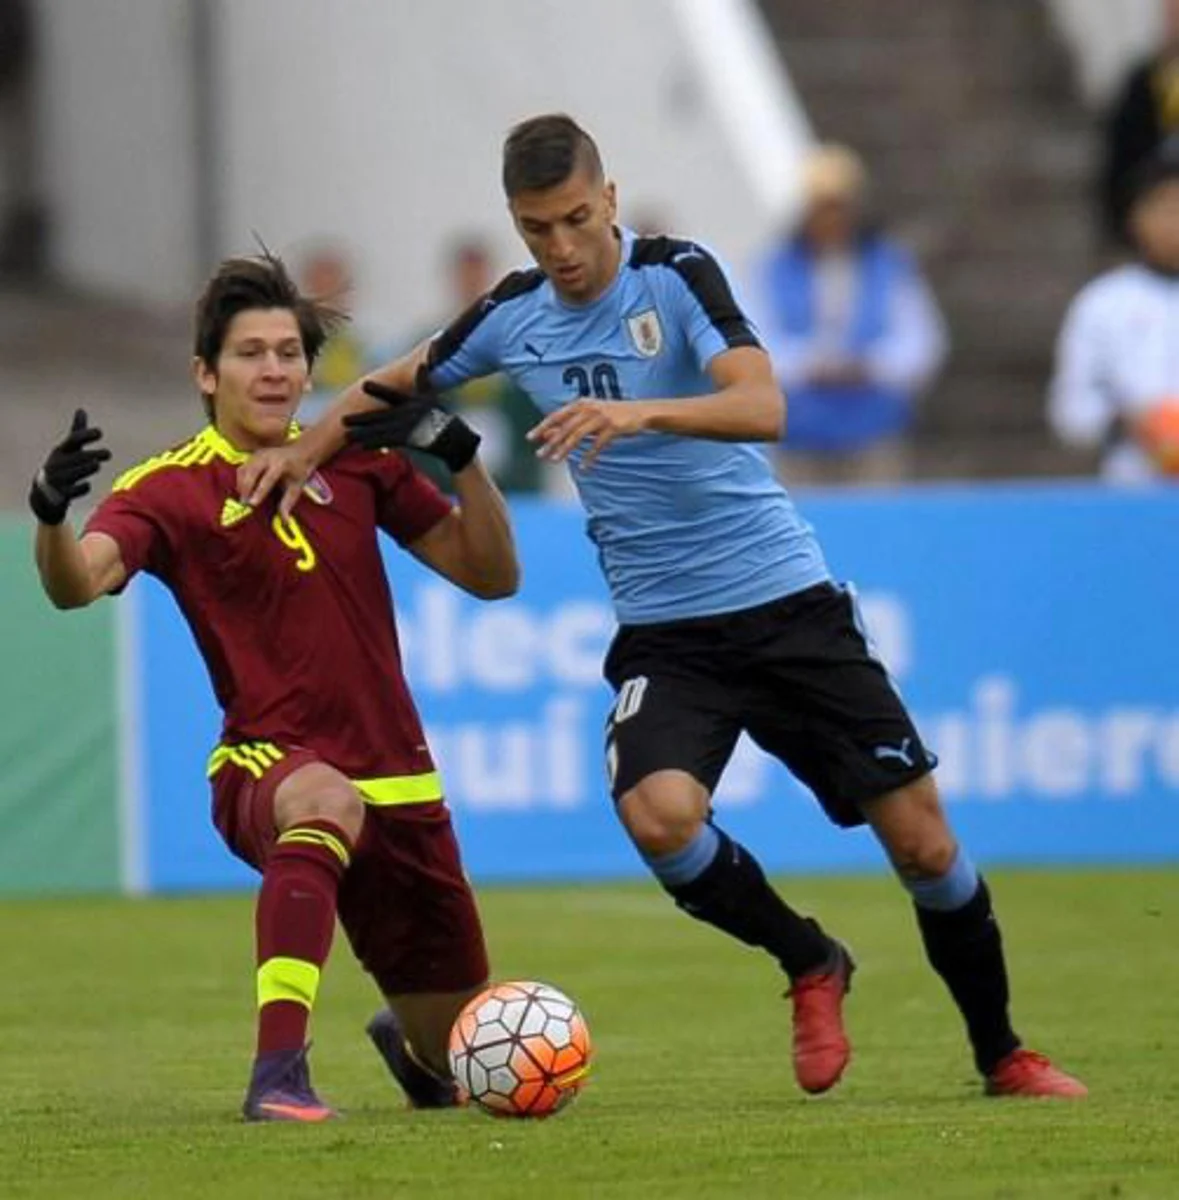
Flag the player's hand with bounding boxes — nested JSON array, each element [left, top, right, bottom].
[[527, 399, 650, 470], [237, 443, 313, 521], [343, 381, 481, 473], [29, 409, 112, 525]]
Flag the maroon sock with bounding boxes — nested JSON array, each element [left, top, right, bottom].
[[254, 819, 352, 1057]]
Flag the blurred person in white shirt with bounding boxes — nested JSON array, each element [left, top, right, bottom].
[[1051, 141, 1179, 482]]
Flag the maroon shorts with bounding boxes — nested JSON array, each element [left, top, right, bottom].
[[210, 747, 489, 996]]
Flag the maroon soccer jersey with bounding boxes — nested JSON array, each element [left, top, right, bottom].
[[85, 425, 451, 779]]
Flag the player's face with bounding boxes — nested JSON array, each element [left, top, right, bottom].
[[510, 167, 620, 303], [1132, 180, 1179, 271], [804, 197, 857, 250], [195, 309, 310, 448]]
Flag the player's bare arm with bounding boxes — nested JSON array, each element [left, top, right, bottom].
[[30, 409, 126, 608], [237, 339, 431, 517], [527, 346, 786, 469], [36, 527, 127, 609], [406, 458, 520, 600]]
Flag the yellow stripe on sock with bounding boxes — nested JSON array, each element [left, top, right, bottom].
[[257, 956, 321, 1010], [277, 827, 351, 869]]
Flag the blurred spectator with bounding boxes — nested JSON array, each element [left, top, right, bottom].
[[0, 0, 47, 278], [1099, 0, 1179, 245], [297, 243, 372, 422], [751, 144, 947, 486], [418, 237, 543, 494], [627, 208, 671, 238], [1051, 141, 1179, 483]]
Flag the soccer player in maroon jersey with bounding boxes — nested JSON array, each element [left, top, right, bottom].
[[29, 252, 520, 1122]]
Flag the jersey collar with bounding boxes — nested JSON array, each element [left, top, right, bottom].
[[550, 225, 634, 311], [199, 422, 302, 465]]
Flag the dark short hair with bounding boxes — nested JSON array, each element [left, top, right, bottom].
[[193, 250, 340, 420], [1129, 135, 1179, 210], [502, 113, 603, 197]]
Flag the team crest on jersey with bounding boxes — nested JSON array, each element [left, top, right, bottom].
[[302, 472, 334, 506], [626, 308, 663, 358]]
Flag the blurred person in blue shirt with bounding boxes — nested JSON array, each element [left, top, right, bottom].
[[752, 144, 947, 486]]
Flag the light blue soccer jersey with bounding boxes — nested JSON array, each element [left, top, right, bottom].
[[425, 227, 830, 624]]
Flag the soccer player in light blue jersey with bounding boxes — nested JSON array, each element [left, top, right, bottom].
[[241, 114, 1085, 1100]]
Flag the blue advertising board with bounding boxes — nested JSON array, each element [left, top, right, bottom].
[[134, 484, 1179, 891]]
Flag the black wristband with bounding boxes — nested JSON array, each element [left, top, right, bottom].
[[433, 417, 481, 473], [29, 471, 68, 526]]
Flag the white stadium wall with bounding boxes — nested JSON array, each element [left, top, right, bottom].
[[35, 0, 811, 329], [1044, 0, 1160, 107], [37, 0, 202, 307], [213, 0, 810, 338]]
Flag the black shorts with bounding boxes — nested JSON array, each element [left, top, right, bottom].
[[602, 582, 935, 828]]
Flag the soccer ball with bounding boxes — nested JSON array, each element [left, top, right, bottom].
[[448, 980, 592, 1118]]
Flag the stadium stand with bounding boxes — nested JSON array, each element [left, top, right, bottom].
[[761, 0, 1102, 479]]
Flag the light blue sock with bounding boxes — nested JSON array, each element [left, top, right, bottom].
[[905, 848, 979, 912], [643, 824, 721, 888]]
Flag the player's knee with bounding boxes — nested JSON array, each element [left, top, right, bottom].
[[889, 829, 959, 881], [276, 766, 366, 843], [310, 786, 365, 840], [617, 774, 708, 857], [864, 773, 958, 880]]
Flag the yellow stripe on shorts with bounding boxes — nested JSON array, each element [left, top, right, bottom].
[[206, 741, 287, 779], [205, 746, 440, 806], [353, 770, 443, 806]]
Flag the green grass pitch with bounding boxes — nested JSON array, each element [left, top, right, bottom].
[[2, 868, 1177, 1199]]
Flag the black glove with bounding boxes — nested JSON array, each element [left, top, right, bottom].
[[29, 409, 111, 525], [344, 381, 481, 473]]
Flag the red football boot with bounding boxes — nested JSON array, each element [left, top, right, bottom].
[[786, 941, 855, 1094], [985, 1049, 1088, 1098]]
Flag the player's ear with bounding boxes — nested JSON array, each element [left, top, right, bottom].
[[603, 180, 618, 222], [506, 198, 524, 236], [192, 355, 216, 398]]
